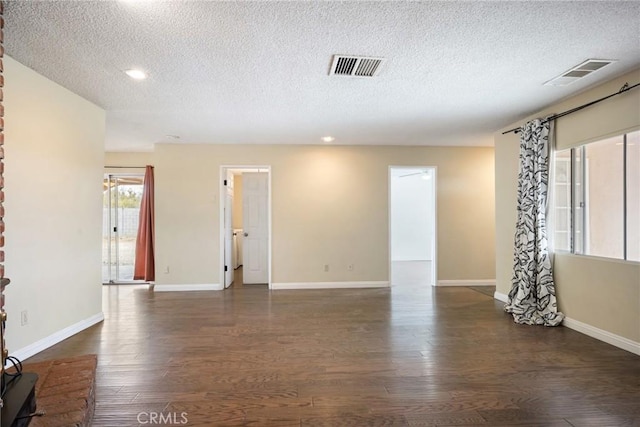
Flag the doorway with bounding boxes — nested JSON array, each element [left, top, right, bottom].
[[102, 174, 144, 283], [389, 166, 437, 286], [220, 166, 271, 289]]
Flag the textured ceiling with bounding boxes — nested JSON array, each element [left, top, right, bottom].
[[5, 1, 640, 151]]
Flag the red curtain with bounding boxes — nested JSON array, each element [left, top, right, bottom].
[[134, 166, 155, 281]]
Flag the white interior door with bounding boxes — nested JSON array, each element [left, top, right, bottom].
[[242, 172, 268, 284], [224, 188, 234, 288], [223, 171, 234, 288]]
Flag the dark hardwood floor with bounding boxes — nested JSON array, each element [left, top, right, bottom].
[[25, 270, 640, 426]]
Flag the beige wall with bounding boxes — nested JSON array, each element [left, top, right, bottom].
[[104, 151, 154, 175], [555, 255, 639, 341], [153, 144, 495, 286], [495, 69, 640, 343], [4, 56, 106, 351]]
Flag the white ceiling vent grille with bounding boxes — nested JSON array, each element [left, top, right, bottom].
[[329, 55, 385, 77], [544, 59, 617, 86]]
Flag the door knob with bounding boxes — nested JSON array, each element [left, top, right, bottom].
[[244, 232, 249, 237]]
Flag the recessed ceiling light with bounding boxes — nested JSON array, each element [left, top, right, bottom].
[[125, 69, 148, 80], [321, 136, 335, 143]]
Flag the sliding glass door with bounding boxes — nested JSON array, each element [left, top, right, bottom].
[[102, 175, 144, 283]]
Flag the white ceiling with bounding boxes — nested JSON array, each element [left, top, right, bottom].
[[5, 1, 640, 152]]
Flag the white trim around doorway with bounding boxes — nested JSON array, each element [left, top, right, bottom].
[[219, 166, 272, 290], [388, 166, 438, 287]]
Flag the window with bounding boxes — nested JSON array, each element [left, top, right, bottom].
[[554, 130, 640, 262]]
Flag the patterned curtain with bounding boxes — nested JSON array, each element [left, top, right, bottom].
[[505, 119, 564, 326]]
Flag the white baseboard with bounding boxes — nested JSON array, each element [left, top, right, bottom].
[[7, 312, 104, 365], [154, 283, 222, 292], [271, 281, 389, 290], [494, 291, 509, 302], [493, 291, 639, 355], [562, 317, 640, 356], [437, 279, 496, 287]]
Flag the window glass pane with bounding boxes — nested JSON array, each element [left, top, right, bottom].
[[584, 135, 624, 259], [573, 148, 584, 254], [627, 130, 640, 262], [553, 149, 571, 251]]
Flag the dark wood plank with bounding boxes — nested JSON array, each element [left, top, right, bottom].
[[21, 271, 640, 426]]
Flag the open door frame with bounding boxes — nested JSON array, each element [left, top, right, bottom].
[[103, 172, 146, 284], [388, 165, 438, 287], [219, 165, 272, 290]]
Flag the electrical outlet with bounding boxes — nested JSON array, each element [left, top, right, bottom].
[[324, 264, 329, 272], [21, 310, 28, 326], [348, 264, 354, 271]]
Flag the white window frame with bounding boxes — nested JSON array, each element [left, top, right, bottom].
[[554, 129, 639, 263]]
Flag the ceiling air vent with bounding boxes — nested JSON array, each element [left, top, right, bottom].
[[329, 55, 385, 77], [544, 59, 617, 86]]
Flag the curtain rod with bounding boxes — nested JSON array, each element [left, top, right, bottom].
[[502, 82, 640, 135], [104, 166, 149, 169]]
